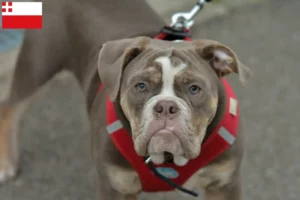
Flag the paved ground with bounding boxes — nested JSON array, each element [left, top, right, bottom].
[[1, 0, 300, 199]]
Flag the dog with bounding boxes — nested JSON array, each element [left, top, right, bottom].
[[0, 0, 252, 199]]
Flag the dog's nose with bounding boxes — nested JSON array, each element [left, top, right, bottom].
[[154, 100, 179, 118]]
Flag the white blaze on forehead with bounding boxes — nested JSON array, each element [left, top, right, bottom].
[[155, 56, 187, 96]]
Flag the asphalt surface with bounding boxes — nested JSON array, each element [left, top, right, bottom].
[[1, 0, 300, 199]]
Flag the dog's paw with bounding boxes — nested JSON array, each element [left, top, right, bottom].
[[0, 163, 17, 184]]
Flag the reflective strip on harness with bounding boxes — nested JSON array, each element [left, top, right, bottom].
[[106, 120, 123, 134], [229, 97, 238, 116], [218, 126, 236, 145]]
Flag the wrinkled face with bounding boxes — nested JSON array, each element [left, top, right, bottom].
[[119, 49, 219, 166]]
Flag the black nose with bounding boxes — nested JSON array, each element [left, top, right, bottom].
[[154, 100, 179, 118]]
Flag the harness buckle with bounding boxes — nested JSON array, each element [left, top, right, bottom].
[[170, 0, 211, 30]]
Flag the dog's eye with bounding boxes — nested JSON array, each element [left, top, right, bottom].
[[189, 85, 201, 94], [135, 82, 147, 92]]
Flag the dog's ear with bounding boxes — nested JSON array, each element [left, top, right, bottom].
[[193, 40, 252, 86], [98, 36, 151, 101]]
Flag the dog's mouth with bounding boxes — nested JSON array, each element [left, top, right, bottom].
[[146, 151, 189, 166], [163, 151, 174, 163], [143, 127, 192, 166]]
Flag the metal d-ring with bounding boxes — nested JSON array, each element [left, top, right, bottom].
[[170, 0, 211, 30]]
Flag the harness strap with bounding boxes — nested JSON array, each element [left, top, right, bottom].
[[154, 26, 192, 41]]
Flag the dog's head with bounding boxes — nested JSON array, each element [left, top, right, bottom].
[[98, 37, 251, 166]]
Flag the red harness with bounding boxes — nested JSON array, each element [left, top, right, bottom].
[[99, 29, 239, 193]]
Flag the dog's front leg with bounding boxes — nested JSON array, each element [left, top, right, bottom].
[[204, 178, 242, 200], [96, 175, 138, 200], [96, 164, 140, 200]]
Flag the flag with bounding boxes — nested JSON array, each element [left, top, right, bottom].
[[1, 2, 42, 29]]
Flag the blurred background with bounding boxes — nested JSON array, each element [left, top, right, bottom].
[[0, 0, 300, 199]]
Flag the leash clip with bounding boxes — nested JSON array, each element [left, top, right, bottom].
[[170, 0, 212, 30]]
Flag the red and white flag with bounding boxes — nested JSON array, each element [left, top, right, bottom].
[[1, 1, 42, 29]]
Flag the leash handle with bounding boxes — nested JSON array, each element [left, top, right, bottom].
[[171, 0, 212, 30]]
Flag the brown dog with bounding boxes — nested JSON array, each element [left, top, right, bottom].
[[0, 0, 251, 199]]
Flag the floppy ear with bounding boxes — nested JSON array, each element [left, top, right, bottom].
[[98, 36, 151, 101], [193, 40, 252, 86]]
